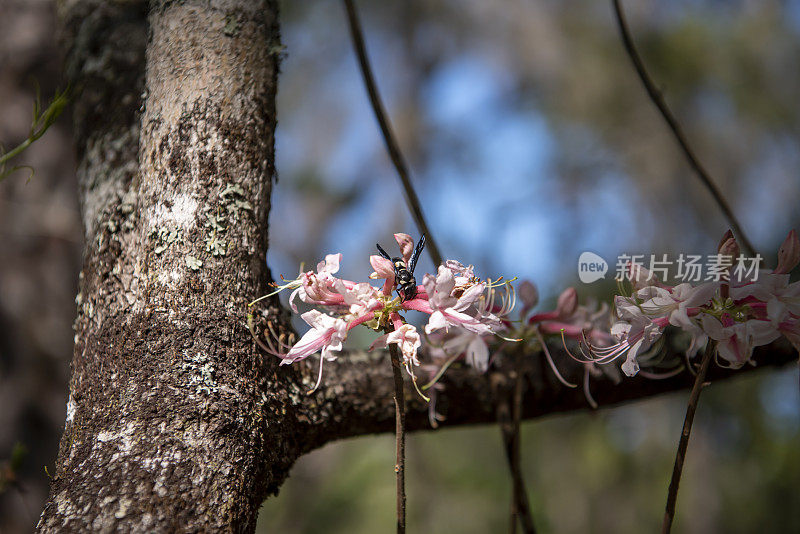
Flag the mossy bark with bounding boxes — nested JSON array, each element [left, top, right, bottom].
[[39, 1, 300, 531]]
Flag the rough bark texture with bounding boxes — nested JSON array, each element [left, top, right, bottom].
[[38, 1, 799, 532], [38, 1, 300, 531]]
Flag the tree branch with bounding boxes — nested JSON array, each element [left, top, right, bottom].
[[306, 338, 796, 442], [493, 361, 537, 534], [388, 343, 407, 533], [342, 0, 443, 266], [662, 340, 715, 534], [611, 0, 757, 256]]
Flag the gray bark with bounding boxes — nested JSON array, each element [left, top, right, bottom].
[[39, 1, 297, 531], [38, 1, 798, 532]]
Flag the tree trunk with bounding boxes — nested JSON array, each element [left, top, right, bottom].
[[38, 1, 297, 531], [39, 1, 797, 531]]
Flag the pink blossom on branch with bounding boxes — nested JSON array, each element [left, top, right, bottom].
[[251, 236, 516, 396], [578, 229, 800, 377], [371, 323, 423, 375]]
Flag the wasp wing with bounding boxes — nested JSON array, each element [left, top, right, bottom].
[[408, 234, 426, 274], [376, 243, 392, 261]]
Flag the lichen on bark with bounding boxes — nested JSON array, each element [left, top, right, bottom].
[[39, 1, 295, 531]]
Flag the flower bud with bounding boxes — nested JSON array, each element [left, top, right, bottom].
[[518, 280, 539, 317], [717, 229, 734, 253], [718, 236, 740, 263], [556, 287, 578, 318], [775, 229, 799, 274], [369, 255, 395, 282], [394, 233, 415, 264], [717, 234, 739, 298]]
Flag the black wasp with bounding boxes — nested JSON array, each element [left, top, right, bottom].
[[376, 234, 426, 302]]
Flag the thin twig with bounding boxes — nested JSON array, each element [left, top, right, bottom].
[[388, 342, 407, 534], [661, 340, 715, 534], [611, 0, 756, 257], [512, 362, 537, 533], [497, 361, 537, 534], [342, 0, 443, 267]]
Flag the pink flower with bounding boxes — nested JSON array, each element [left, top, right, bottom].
[[426, 329, 491, 372], [557, 229, 800, 382], [530, 287, 600, 327], [336, 281, 382, 318], [664, 283, 718, 331], [289, 253, 347, 312], [456, 332, 491, 372], [281, 310, 348, 365], [732, 273, 800, 318], [372, 324, 422, 373], [369, 254, 395, 282], [700, 314, 780, 367], [535, 297, 613, 347], [615, 318, 664, 376], [406, 265, 515, 376], [640, 282, 717, 356], [444, 260, 476, 284], [418, 264, 502, 336], [254, 248, 518, 392], [278, 310, 350, 393], [369, 254, 396, 296], [575, 285, 686, 376]]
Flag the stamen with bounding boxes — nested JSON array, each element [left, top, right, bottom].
[[247, 314, 282, 357], [422, 351, 462, 390], [267, 321, 295, 351], [583, 365, 599, 409], [249, 278, 302, 306], [561, 329, 591, 363], [535, 327, 577, 388], [572, 329, 633, 364], [410, 373, 430, 402], [638, 366, 685, 379], [308, 353, 325, 394]]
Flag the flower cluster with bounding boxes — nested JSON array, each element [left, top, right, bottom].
[[251, 233, 515, 393], [526, 285, 613, 348], [514, 282, 617, 408], [578, 230, 800, 376]]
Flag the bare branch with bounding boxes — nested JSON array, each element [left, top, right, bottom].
[[388, 344, 407, 534], [662, 340, 715, 534], [493, 359, 538, 533], [342, 0, 443, 266], [611, 0, 757, 256]]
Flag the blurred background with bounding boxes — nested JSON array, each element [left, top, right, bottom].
[[1, 0, 799, 532]]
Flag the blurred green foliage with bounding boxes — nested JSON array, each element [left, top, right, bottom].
[[0, 85, 68, 182]]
